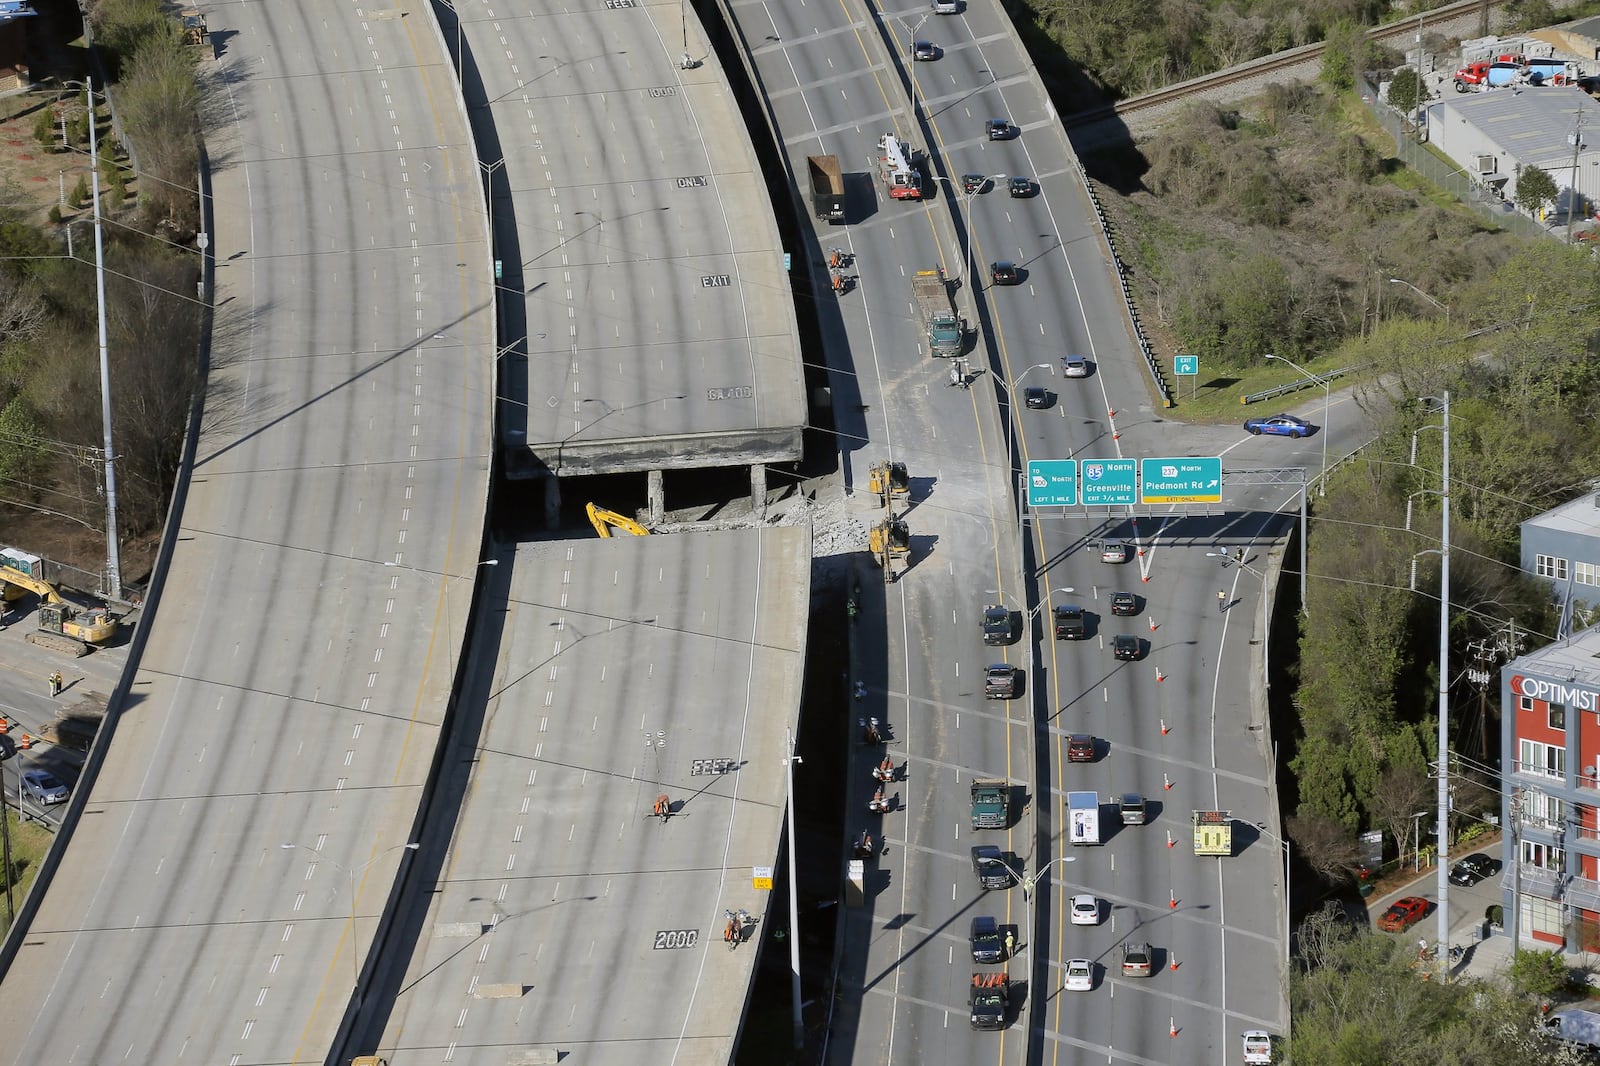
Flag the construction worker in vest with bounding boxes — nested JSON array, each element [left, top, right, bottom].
[[48, 671, 62, 697]]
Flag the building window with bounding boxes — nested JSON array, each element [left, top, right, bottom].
[[1538, 554, 1570, 580], [1522, 840, 1565, 871], [1524, 790, 1566, 830], [1521, 694, 1535, 713], [1521, 739, 1566, 779], [1520, 894, 1563, 939], [1578, 560, 1599, 587], [1551, 703, 1567, 731]]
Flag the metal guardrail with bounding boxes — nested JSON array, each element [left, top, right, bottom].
[[1074, 171, 1173, 407], [1240, 363, 1364, 405]]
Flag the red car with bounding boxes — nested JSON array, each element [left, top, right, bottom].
[[1067, 734, 1096, 763], [1377, 895, 1430, 932]]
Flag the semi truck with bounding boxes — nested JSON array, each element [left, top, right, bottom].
[[807, 154, 847, 222], [1068, 791, 1100, 845], [911, 268, 963, 357], [969, 972, 1009, 1030], [971, 779, 1009, 829], [1192, 810, 1233, 856]]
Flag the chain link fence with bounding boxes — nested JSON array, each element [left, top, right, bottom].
[[1359, 75, 1549, 240]]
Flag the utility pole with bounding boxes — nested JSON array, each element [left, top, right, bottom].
[[84, 81, 122, 600], [1434, 391, 1452, 973], [782, 728, 804, 1050], [1568, 104, 1586, 245]]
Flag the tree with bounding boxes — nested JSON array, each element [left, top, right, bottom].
[[1515, 166, 1559, 216], [1507, 948, 1570, 999], [1368, 763, 1433, 867], [1387, 67, 1424, 116], [1320, 19, 1363, 92], [1287, 810, 1366, 880]]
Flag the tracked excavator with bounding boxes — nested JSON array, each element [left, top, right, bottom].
[[585, 502, 650, 538], [0, 563, 118, 656]]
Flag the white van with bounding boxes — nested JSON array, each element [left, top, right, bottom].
[[933, 0, 961, 13]]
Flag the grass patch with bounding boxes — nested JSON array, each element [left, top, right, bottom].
[[1165, 355, 1364, 423], [0, 813, 57, 936]]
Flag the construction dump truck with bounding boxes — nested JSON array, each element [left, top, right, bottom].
[[807, 154, 847, 222], [911, 269, 963, 357], [970, 779, 1009, 829]]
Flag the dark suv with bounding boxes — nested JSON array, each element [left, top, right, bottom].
[[1112, 634, 1142, 661], [1109, 591, 1138, 616], [970, 915, 1004, 962], [990, 261, 1019, 285], [985, 118, 1014, 140], [982, 604, 1015, 645]]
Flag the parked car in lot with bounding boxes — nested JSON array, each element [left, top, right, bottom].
[[1449, 852, 1502, 886], [21, 769, 69, 805], [1109, 590, 1138, 616], [990, 261, 1019, 285], [1243, 412, 1312, 438], [1112, 634, 1142, 661], [1008, 176, 1034, 198], [1378, 895, 1430, 932]]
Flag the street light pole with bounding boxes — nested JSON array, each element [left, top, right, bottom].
[[782, 728, 804, 1049], [1264, 353, 1329, 497], [280, 841, 420, 991], [1387, 277, 1450, 323]]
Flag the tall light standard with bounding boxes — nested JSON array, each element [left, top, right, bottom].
[[1264, 353, 1330, 497], [1414, 393, 1453, 974], [931, 173, 1006, 295], [280, 841, 420, 991], [996, 363, 1053, 498], [60, 80, 121, 599], [1242, 820, 1293, 968], [383, 558, 499, 676], [1206, 551, 1270, 686], [1387, 277, 1450, 323], [781, 728, 804, 1049], [886, 12, 930, 118]]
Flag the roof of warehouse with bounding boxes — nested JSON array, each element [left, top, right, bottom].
[[1434, 87, 1600, 168]]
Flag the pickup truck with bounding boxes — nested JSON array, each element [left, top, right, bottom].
[[971, 845, 1014, 889], [1053, 604, 1086, 639], [984, 663, 1017, 699], [969, 972, 1009, 1030]]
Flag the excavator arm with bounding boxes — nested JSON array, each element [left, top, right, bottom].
[[585, 503, 650, 538]]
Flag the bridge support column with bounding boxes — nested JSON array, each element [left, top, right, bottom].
[[750, 464, 767, 522], [647, 469, 665, 526], [544, 475, 562, 530]]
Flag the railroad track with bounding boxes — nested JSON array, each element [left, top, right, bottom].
[[1063, 0, 1501, 126]]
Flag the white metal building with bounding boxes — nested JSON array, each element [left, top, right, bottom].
[[1426, 87, 1600, 219]]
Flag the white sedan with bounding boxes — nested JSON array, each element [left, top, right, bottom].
[[1069, 894, 1099, 926], [1064, 958, 1094, 991]]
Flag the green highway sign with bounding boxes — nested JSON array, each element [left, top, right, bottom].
[[1140, 456, 1223, 504], [1026, 460, 1078, 507], [1174, 354, 1198, 376], [1079, 458, 1138, 506]]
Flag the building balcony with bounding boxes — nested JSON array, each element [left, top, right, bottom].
[[1514, 760, 1580, 789]]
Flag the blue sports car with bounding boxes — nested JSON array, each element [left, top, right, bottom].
[[1243, 413, 1312, 438]]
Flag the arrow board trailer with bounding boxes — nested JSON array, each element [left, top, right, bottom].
[[1068, 791, 1100, 845], [1192, 810, 1232, 856]]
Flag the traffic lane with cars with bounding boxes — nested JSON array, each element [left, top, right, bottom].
[[0, 4, 494, 1061], [374, 530, 807, 1064], [739, 7, 1034, 1063]]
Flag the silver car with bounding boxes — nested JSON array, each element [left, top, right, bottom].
[[1062, 354, 1091, 378], [21, 769, 69, 805]]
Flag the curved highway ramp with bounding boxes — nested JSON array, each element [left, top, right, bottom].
[[368, 527, 808, 1064]]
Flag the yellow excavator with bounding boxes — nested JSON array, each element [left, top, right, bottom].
[[868, 516, 910, 581], [586, 502, 650, 538], [867, 461, 910, 507], [0, 563, 118, 655]]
